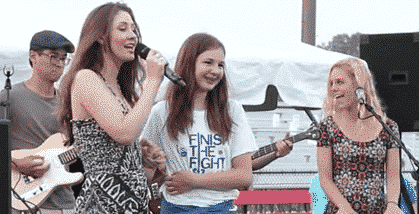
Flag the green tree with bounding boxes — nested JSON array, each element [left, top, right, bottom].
[[317, 32, 362, 57]]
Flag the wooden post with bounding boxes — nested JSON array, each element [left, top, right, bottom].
[[301, 0, 316, 46]]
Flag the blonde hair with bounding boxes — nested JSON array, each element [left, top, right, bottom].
[[322, 58, 387, 121]]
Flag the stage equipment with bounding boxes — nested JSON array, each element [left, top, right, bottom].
[[360, 32, 419, 132]]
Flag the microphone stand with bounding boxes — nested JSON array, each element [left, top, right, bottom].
[[363, 102, 419, 212], [1, 65, 37, 214], [1, 65, 13, 121]]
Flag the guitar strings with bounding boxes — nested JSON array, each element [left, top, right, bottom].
[[11, 161, 21, 190]]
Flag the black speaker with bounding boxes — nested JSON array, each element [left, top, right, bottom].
[[0, 120, 11, 214], [360, 32, 419, 132]]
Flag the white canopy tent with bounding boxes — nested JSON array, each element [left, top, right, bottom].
[[227, 42, 352, 108]]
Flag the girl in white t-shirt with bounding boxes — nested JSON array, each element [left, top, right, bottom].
[[141, 33, 259, 213]]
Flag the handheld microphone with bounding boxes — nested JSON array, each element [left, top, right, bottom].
[[355, 87, 365, 104], [136, 43, 186, 88]]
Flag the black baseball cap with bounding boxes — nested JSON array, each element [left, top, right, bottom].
[[30, 30, 75, 53]]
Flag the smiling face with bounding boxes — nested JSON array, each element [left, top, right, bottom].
[[194, 48, 225, 93], [329, 65, 359, 111], [108, 10, 139, 62]]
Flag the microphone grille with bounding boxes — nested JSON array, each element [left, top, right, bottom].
[[136, 43, 150, 60], [355, 87, 365, 104]]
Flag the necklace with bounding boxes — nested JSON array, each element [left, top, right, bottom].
[[98, 73, 130, 115]]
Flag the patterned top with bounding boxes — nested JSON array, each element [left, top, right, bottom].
[[317, 116, 399, 214], [72, 119, 148, 213], [72, 74, 148, 213]]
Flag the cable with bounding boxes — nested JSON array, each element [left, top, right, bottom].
[[357, 110, 374, 120], [11, 161, 42, 214], [11, 161, 21, 190]]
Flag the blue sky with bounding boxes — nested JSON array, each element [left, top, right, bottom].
[[1, 0, 418, 57]]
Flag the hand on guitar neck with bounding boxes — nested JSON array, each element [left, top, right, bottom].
[[11, 155, 50, 179], [251, 133, 293, 171], [274, 132, 294, 158], [252, 126, 320, 171]]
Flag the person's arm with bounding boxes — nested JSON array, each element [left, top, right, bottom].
[[165, 153, 253, 194], [252, 138, 293, 171], [10, 133, 66, 178], [72, 67, 162, 145], [384, 120, 404, 214], [11, 154, 50, 178], [317, 146, 357, 213], [140, 139, 166, 171], [139, 103, 167, 183], [144, 168, 156, 182], [384, 148, 403, 214], [252, 151, 277, 171]]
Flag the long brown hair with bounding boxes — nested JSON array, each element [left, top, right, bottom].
[[57, 2, 145, 146], [166, 33, 233, 141]]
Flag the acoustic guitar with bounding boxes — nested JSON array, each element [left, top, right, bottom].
[[148, 168, 165, 214]]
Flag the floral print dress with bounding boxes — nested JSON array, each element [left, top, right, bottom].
[[317, 116, 399, 214]]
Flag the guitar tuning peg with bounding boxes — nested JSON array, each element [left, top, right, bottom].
[[312, 131, 320, 140]]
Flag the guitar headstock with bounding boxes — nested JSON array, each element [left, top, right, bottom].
[[306, 124, 320, 141]]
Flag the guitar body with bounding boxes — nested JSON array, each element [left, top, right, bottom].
[[148, 168, 165, 214], [149, 198, 162, 214], [11, 133, 84, 211]]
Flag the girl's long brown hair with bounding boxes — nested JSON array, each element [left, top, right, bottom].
[[166, 33, 233, 141], [57, 2, 145, 146]]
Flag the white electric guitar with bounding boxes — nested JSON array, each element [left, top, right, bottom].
[[11, 133, 84, 211]]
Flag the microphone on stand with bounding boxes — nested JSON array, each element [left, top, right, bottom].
[[355, 86, 419, 213], [1, 65, 13, 121], [136, 43, 186, 88], [355, 87, 374, 121]]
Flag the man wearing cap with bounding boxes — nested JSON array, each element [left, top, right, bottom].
[[2, 30, 76, 214]]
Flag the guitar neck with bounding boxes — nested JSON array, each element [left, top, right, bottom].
[[251, 131, 311, 160], [287, 131, 311, 144], [57, 148, 78, 165], [252, 143, 276, 160]]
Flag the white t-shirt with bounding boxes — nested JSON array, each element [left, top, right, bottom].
[[141, 100, 258, 207]]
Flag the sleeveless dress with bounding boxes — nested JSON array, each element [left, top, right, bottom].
[[317, 116, 399, 214], [72, 75, 149, 213]]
